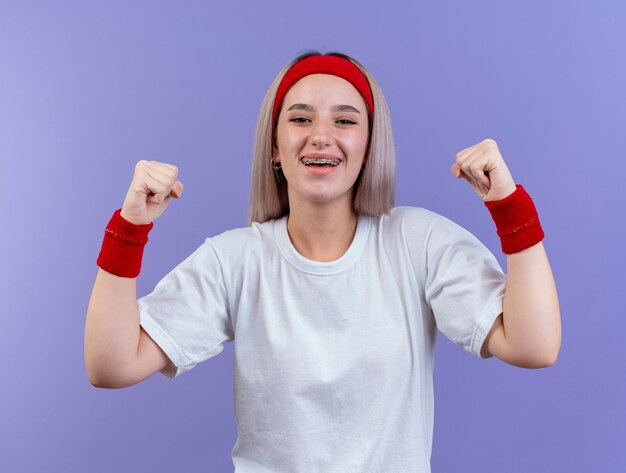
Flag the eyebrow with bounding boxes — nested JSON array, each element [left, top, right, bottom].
[[286, 103, 361, 114]]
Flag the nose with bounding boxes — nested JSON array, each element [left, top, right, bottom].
[[309, 117, 333, 148]]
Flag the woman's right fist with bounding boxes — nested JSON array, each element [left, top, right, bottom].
[[120, 160, 184, 225]]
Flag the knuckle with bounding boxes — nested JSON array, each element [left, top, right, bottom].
[[159, 162, 177, 175]]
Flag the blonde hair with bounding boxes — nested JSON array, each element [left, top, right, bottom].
[[248, 50, 396, 225]]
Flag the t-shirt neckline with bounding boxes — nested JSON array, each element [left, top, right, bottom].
[[274, 213, 372, 275]]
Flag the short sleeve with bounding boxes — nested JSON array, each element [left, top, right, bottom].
[[424, 216, 507, 359], [137, 238, 234, 379]]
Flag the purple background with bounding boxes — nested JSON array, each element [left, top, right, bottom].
[[1, 1, 624, 471]]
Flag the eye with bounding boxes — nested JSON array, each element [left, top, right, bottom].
[[288, 117, 357, 125], [289, 117, 310, 123]]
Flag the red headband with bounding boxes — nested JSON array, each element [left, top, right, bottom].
[[272, 55, 375, 125]]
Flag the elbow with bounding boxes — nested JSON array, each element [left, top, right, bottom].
[[85, 359, 142, 389], [85, 359, 122, 389], [535, 347, 560, 368], [88, 376, 107, 389], [86, 371, 125, 389], [546, 348, 560, 367], [507, 346, 560, 369], [86, 369, 106, 388], [536, 357, 557, 369], [85, 354, 106, 388], [85, 356, 100, 387], [85, 364, 110, 389], [543, 335, 562, 367]]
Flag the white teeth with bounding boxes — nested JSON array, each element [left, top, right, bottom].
[[301, 157, 341, 166]]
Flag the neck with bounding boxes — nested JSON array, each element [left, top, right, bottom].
[[286, 197, 358, 263]]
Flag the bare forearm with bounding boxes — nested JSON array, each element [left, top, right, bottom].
[[502, 241, 561, 364], [84, 268, 140, 386]]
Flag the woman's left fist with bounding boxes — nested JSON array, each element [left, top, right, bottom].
[[451, 138, 517, 202]]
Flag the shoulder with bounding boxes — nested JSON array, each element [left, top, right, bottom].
[[205, 217, 281, 261], [377, 206, 445, 237], [386, 206, 481, 239], [365, 206, 446, 260], [374, 206, 486, 257], [384, 205, 441, 222]]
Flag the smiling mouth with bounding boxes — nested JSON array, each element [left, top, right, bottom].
[[301, 157, 341, 166]]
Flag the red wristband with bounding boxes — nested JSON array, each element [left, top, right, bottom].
[[96, 209, 154, 278], [484, 184, 544, 254]]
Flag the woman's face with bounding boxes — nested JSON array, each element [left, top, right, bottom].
[[273, 73, 370, 210]]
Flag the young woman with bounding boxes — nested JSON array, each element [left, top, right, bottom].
[[86, 51, 561, 472]]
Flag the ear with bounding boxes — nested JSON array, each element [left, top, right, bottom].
[[272, 144, 280, 163], [272, 126, 280, 161], [363, 139, 371, 166]]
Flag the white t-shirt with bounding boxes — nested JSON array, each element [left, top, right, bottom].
[[137, 206, 507, 473]]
